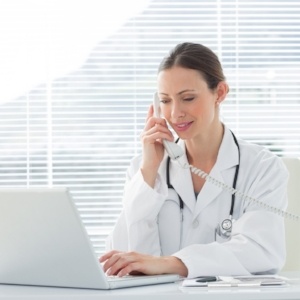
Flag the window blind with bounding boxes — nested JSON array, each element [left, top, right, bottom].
[[0, 0, 299, 254]]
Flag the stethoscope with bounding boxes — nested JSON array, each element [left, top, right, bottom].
[[166, 131, 240, 241]]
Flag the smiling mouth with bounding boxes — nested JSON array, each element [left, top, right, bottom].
[[174, 121, 193, 131]]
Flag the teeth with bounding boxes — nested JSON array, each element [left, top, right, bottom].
[[177, 123, 189, 128]]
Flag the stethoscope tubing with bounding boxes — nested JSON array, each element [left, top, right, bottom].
[[166, 131, 240, 233]]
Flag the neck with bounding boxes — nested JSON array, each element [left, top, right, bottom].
[[185, 122, 224, 169]]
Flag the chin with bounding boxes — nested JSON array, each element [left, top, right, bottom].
[[175, 132, 190, 141]]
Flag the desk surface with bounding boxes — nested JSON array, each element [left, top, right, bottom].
[[0, 272, 300, 300]]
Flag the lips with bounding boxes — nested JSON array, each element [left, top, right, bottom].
[[174, 121, 193, 132]]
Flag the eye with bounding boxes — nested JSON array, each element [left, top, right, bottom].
[[183, 97, 194, 102], [160, 99, 170, 104]]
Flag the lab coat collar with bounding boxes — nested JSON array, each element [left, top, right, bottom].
[[215, 125, 239, 171], [169, 150, 196, 213], [169, 124, 240, 218]]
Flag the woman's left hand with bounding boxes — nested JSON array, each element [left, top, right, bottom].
[[99, 250, 188, 277]]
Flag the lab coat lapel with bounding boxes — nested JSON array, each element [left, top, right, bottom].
[[193, 167, 224, 219], [169, 149, 196, 213], [193, 126, 240, 220]]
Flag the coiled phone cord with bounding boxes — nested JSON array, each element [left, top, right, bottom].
[[178, 161, 300, 221]]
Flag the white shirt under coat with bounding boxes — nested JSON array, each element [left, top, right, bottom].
[[106, 125, 288, 278]]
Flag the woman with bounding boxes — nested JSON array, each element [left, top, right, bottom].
[[100, 42, 288, 278]]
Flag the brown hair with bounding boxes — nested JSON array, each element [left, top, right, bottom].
[[158, 42, 226, 91]]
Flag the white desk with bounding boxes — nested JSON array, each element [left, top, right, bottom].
[[0, 272, 300, 300]]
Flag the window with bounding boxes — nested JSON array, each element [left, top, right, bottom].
[[1, 0, 299, 254]]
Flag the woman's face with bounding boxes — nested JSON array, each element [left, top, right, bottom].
[[157, 66, 224, 140]]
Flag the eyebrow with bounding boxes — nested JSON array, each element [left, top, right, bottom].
[[159, 89, 196, 96]]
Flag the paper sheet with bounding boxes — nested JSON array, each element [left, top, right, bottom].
[[181, 275, 288, 288]]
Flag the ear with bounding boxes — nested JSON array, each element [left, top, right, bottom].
[[215, 81, 228, 105]]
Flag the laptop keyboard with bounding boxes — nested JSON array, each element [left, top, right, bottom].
[[107, 275, 153, 281]]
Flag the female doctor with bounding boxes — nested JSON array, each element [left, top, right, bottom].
[[100, 42, 288, 278]]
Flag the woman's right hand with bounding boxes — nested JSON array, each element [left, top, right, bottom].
[[99, 250, 188, 277], [140, 105, 174, 187]]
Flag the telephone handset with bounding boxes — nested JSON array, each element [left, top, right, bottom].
[[152, 92, 299, 222], [153, 93, 184, 160]]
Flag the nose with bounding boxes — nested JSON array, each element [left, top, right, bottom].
[[171, 101, 185, 119]]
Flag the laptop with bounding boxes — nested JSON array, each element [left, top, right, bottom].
[[0, 187, 180, 289]]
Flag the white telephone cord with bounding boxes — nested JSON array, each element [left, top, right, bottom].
[[178, 161, 299, 221]]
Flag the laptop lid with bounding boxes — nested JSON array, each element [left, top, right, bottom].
[[0, 187, 179, 289], [0, 187, 111, 289]]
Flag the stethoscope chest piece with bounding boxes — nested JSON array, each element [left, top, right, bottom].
[[221, 218, 232, 231], [215, 218, 233, 240]]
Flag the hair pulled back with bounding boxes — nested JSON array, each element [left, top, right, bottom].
[[158, 42, 226, 91]]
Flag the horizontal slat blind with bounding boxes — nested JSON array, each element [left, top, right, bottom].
[[0, 0, 299, 254], [219, 1, 300, 155]]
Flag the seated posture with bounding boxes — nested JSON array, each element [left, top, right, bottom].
[[100, 42, 288, 278]]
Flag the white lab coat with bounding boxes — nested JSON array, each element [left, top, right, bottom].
[[106, 125, 288, 278]]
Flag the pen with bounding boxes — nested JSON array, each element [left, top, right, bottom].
[[196, 276, 218, 283]]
